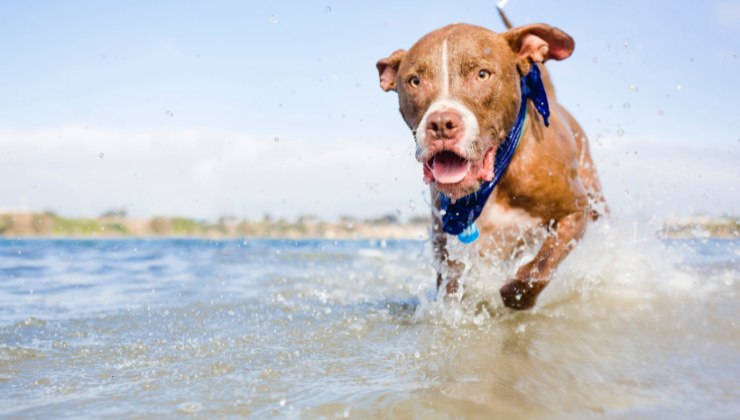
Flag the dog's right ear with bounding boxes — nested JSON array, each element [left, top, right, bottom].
[[376, 49, 406, 92]]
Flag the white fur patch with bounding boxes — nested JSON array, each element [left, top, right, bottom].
[[414, 99, 480, 162], [479, 202, 542, 231], [413, 39, 480, 162], [441, 40, 449, 98]]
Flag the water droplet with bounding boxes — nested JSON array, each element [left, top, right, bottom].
[[414, 351, 421, 358], [408, 200, 416, 212], [269, 14, 279, 24], [676, 84, 682, 90], [657, 109, 664, 116], [628, 84, 639, 92], [274, 137, 280, 143], [279, 398, 286, 407], [592, 57, 599, 64], [324, 6, 332, 13], [177, 402, 203, 414], [99, 152, 105, 158], [622, 103, 631, 110], [616, 128, 625, 137]]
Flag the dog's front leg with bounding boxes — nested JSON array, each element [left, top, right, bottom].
[[431, 190, 464, 298], [499, 210, 589, 310]]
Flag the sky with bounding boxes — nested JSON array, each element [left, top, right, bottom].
[[0, 0, 739, 222]]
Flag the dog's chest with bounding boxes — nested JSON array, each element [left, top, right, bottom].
[[473, 200, 545, 256], [442, 200, 546, 274], [478, 201, 542, 232]]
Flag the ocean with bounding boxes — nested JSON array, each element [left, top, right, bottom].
[[1, 221, 738, 418]]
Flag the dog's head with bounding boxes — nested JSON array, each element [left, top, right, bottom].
[[377, 23, 573, 200]]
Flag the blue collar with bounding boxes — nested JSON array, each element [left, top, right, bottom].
[[439, 63, 550, 243]]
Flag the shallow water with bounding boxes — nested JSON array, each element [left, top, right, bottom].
[[1, 224, 738, 418]]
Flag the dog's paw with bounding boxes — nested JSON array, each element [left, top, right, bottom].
[[499, 278, 548, 310]]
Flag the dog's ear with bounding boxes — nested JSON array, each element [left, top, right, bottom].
[[503, 24, 574, 63], [376, 49, 406, 92]]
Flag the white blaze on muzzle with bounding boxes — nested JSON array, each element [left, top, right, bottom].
[[414, 99, 480, 162], [413, 39, 480, 162]]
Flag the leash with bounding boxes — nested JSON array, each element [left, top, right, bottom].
[[439, 63, 551, 243]]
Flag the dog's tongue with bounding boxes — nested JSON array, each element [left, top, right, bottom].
[[432, 152, 469, 184]]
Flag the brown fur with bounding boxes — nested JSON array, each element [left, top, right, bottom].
[[376, 18, 606, 310]]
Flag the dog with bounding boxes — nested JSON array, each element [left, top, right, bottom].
[[376, 10, 606, 310]]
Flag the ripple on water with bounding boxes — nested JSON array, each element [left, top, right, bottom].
[[0, 231, 737, 417]]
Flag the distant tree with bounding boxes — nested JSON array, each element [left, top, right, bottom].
[[218, 215, 238, 225], [297, 214, 320, 225], [408, 215, 431, 225], [367, 213, 399, 224], [100, 208, 127, 218]]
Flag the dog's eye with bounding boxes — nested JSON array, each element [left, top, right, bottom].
[[477, 70, 491, 81], [408, 76, 420, 87]]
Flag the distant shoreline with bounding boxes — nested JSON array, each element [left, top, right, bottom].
[[0, 212, 428, 240], [1, 212, 737, 240]]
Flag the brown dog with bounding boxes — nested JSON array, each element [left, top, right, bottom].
[[376, 12, 606, 310]]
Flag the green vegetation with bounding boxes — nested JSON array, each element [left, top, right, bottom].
[[0, 211, 427, 239], [2, 211, 735, 240], [171, 217, 204, 235], [103, 222, 128, 234], [0, 214, 12, 234], [52, 216, 101, 235], [660, 216, 740, 238]]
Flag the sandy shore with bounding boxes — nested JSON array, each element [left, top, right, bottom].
[[1, 212, 737, 240]]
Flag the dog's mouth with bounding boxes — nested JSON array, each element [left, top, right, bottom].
[[423, 148, 496, 198], [425, 151, 470, 184]]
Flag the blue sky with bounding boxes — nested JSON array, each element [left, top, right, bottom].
[[1, 0, 738, 221]]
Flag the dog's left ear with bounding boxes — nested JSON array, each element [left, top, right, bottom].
[[503, 23, 574, 63], [376, 49, 406, 92]]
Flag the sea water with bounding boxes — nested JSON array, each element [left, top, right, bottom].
[[0, 222, 738, 417]]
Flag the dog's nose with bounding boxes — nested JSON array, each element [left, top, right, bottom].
[[426, 110, 463, 141]]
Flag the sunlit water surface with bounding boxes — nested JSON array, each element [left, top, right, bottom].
[[1, 222, 738, 418]]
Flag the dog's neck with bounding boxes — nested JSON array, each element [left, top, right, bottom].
[[439, 63, 551, 243]]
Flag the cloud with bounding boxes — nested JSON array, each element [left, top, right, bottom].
[[1, 124, 736, 220], [0, 124, 421, 219]]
